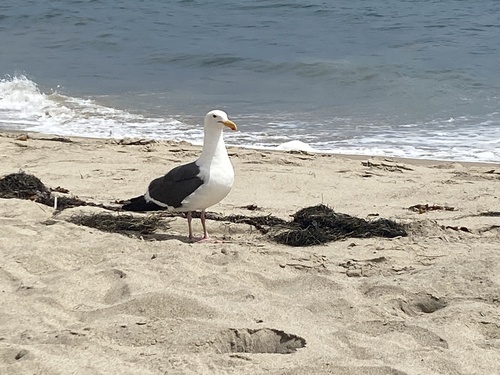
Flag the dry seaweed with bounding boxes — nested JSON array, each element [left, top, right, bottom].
[[408, 204, 455, 213], [362, 160, 414, 172], [67, 212, 164, 235], [0, 171, 52, 205], [40, 137, 74, 143], [477, 211, 500, 217], [191, 211, 287, 234], [1, 172, 407, 246], [0, 172, 119, 211], [189, 205, 406, 246], [115, 138, 157, 146], [204, 204, 406, 246], [442, 225, 471, 233], [53, 196, 90, 210], [272, 204, 407, 246], [220, 214, 288, 234], [240, 204, 262, 211]]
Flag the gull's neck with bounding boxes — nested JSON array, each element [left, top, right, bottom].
[[198, 126, 228, 165]]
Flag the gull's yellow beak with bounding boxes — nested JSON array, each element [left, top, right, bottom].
[[222, 119, 237, 131]]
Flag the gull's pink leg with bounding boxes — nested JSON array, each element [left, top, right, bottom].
[[200, 210, 209, 239], [187, 211, 194, 240]]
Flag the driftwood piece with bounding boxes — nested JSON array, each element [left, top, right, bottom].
[[408, 204, 455, 214]]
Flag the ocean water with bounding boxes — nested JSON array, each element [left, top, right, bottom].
[[0, 0, 499, 162]]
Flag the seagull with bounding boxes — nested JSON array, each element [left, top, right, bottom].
[[122, 110, 237, 241]]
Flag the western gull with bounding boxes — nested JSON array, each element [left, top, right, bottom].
[[122, 109, 237, 241]]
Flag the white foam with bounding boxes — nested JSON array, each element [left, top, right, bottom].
[[0, 76, 62, 128], [0, 75, 184, 139], [276, 140, 316, 152]]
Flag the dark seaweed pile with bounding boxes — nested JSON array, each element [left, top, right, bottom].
[[0, 172, 105, 211], [1, 172, 407, 246], [271, 204, 407, 246], [204, 204, 407, 246], [67, 212, 164, 235], [201, 212, 288, 234], [0, 171, 52, 204]]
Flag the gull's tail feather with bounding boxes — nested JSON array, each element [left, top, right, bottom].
[[122, 195, 163, 212]]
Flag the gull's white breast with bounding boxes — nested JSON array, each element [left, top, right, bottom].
[[181, 157, 234, 210]]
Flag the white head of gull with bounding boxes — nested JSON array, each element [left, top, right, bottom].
[[122, 109, 237, 241]]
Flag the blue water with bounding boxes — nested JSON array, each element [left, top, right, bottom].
[[1, 0, 499, 162]]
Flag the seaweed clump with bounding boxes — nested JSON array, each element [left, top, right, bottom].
[[272, 204, 407, 246], [0, 171, 52, 205], [67, 212, 164, 236], [202, 212, 288, 234], [0, 172, 106, 210]]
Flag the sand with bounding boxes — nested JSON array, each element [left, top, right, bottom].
[[0, 131, 499, 375]]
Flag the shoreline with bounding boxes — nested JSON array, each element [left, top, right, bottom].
[[1, 128, 499, 374], [2, 129, 498, 168]]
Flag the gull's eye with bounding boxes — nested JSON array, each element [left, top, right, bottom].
[[212, 114, 217, 118]]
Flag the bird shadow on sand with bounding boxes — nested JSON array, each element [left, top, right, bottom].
[[138, 232, 233, 244], [139, 233, 196, 243]]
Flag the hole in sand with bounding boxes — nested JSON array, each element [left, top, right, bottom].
[[215, 328, 306, 354], [400, 292, 447, 315]]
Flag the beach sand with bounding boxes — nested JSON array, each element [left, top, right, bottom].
[[1, 131, 499, 375]]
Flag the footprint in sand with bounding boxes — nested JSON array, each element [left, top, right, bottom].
[[101, 269, 131, 305], [79, 291, 215, 322], [213, 328, 306, 354], [397, 292, 448, 316], [334, 320, 448, 361], [363, 285, 448, 316], [348, 321, 448, 349]]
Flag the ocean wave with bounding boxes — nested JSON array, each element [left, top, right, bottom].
[[147, 53, 246, 68], [0, 75, 180, 138], [147, 53, 388, 84], [1, 76, 498, 163]]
